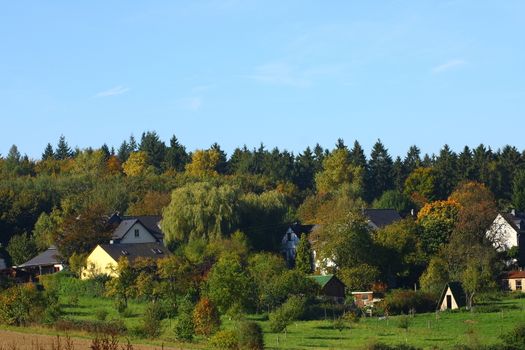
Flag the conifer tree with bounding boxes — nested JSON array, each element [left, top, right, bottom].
[[366, 139, 394, 201], [42, 143, 54, 160], [55, 135, 72, 160], [140, 131, 166, 171], [295, 234, 313, 274], [164, 135, 189, 172]]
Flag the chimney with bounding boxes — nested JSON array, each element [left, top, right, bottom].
[[511, 209, 516, 216], [411, 209, 415, 217]]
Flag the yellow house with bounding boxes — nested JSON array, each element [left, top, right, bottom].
[[82, 242, 169, 280]]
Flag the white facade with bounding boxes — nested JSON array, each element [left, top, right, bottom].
[[486, 214, 519, 251], [439, 287, 460, 310], [119, 222, 158, 244]]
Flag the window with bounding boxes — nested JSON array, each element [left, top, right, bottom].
[[134, 229, 140, 238], [516, 279, 522, 291]]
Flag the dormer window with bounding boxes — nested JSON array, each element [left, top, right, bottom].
[[134, 229, 140, 237]]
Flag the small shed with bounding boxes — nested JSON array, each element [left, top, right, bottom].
[[308, 274, 346, 300], [17, 246, 64, 277], [438, 282, 466, 311], [501, 270, 525, 292]]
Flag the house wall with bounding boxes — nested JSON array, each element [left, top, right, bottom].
[[439, 287, 459, 310], [119, 222, 157, 244], [506, 278, 525, 292], [322, 279, 345, 299], [486, 214, 519, 251], [81, 246, 118, 280]]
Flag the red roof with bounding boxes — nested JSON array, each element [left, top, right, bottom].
[[502, 271, 525, 279]]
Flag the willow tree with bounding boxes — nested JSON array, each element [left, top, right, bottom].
[[161, 182, 240, 244]]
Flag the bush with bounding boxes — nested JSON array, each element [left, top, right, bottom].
[[95, 309, 109, 321], [193, 297, 221, 336], [237, 321, 264, 350], [0, 283, 47, 326], [269, 295, 307, 333], [365, 342, 422, 350], [502, 323, 525, 350], [209, 330, 238, 349], [54, 318, 126, 335], [40, 271, 107, 298], [382, 290, 436, 315], [174, 297, 195, 341], [141, 302, 164, 338]]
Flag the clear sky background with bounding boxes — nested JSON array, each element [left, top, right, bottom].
[[1, 1, 524, 159]]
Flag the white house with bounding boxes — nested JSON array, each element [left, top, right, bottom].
[[107, 214, 164, 245], [486, 210, 524, 251]]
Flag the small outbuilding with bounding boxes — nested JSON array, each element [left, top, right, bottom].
[[308, 274, 346, 300], [501, 270, 525, 292], [438, 281, 466, 311], [16, 246, 64, 277]]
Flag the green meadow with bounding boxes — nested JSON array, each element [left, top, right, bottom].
[[2, 293, 522, 349]]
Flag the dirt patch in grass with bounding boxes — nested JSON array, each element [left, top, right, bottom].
[[0, 330, 183, 350]]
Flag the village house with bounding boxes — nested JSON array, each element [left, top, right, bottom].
[[17, 246, 65, 277], [486, 210, 525, 265], [308, 274, 346, 300], [82, 242, 169, 279], [501, 270, 525, 292], [281, 209, 402, 274], [107, 213, 164, 244]]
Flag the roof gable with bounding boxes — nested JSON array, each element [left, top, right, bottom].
[[363, 209, 402, 229], [18, 246, 62, 268], [438, 281, 466, 308], [98, 242, 170, 263], [308, 274, 344, 289], [112, 220, 158, 242]]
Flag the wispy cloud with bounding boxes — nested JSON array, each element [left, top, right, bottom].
[[247, 62, 345, 88], [176, 97, 202, 111], [432, 59, 466, 73], [94, 85, 130, 98], [247, 62, 310, 87]]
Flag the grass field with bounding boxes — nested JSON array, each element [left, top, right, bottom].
[[2, 294, 525, 349]]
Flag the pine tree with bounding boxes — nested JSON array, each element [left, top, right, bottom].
[[294, 147, 316, 190], [295, 234, 313, 274], [100, 144, 111, 160], [512, 169, 525, 212], [164, 135, 189, 172], [335, 138, 347, 150], [392, 156, 406, 192], [404, 145, 421, 174], [457, 146, 474, 182], [139, 131, 166, 171], [433, 145, 458, 198], [210, 142, 228, 174], [117, 140, 130, 162], [42, 143, 54, 160], [366, 139, 394, 201], [349, 140, 367, 169], [55, 135, 72, 160]]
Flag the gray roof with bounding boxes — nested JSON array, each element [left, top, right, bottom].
[[111, 216, 164, 241], [18, 246, 62, 268], [99, 242, 170, 263], [363, 209, 402, 228]]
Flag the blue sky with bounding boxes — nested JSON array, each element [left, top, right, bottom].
[[1, 1, 524, 159]]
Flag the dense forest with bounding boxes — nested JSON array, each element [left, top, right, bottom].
[[1, 132, 524, 294]]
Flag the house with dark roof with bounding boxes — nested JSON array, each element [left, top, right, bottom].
[[362, 209, 402, 230], [82, 242, 169, 279], [438, 282, 466, 310], [107, 213, 164, 244], [501, 270, 525, 292], [17, 246, 64, 276], [281, 222, 318, 267], [486, 210, 525, 264]]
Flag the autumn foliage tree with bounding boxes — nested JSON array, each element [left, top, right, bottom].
[[193, 297, 221, 336], [417, 199, 459, 256]]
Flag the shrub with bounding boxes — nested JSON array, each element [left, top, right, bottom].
[[0, 283, 47, 326], [237, 321, 264, 350], [209, 330, 238, 349], [269, 296, 306, 333], [141, 302, 163, 338], [174, 297, 195, 341], [365, 342, 422, 350], [382, 290, 436, 315], [95, 309, 109, 321], [54, 318, 126, 335], [502, 323, 525, 350], [193, 297, 221, 336]]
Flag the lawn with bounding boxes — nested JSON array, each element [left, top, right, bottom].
[[2, 293, 525, 349]]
